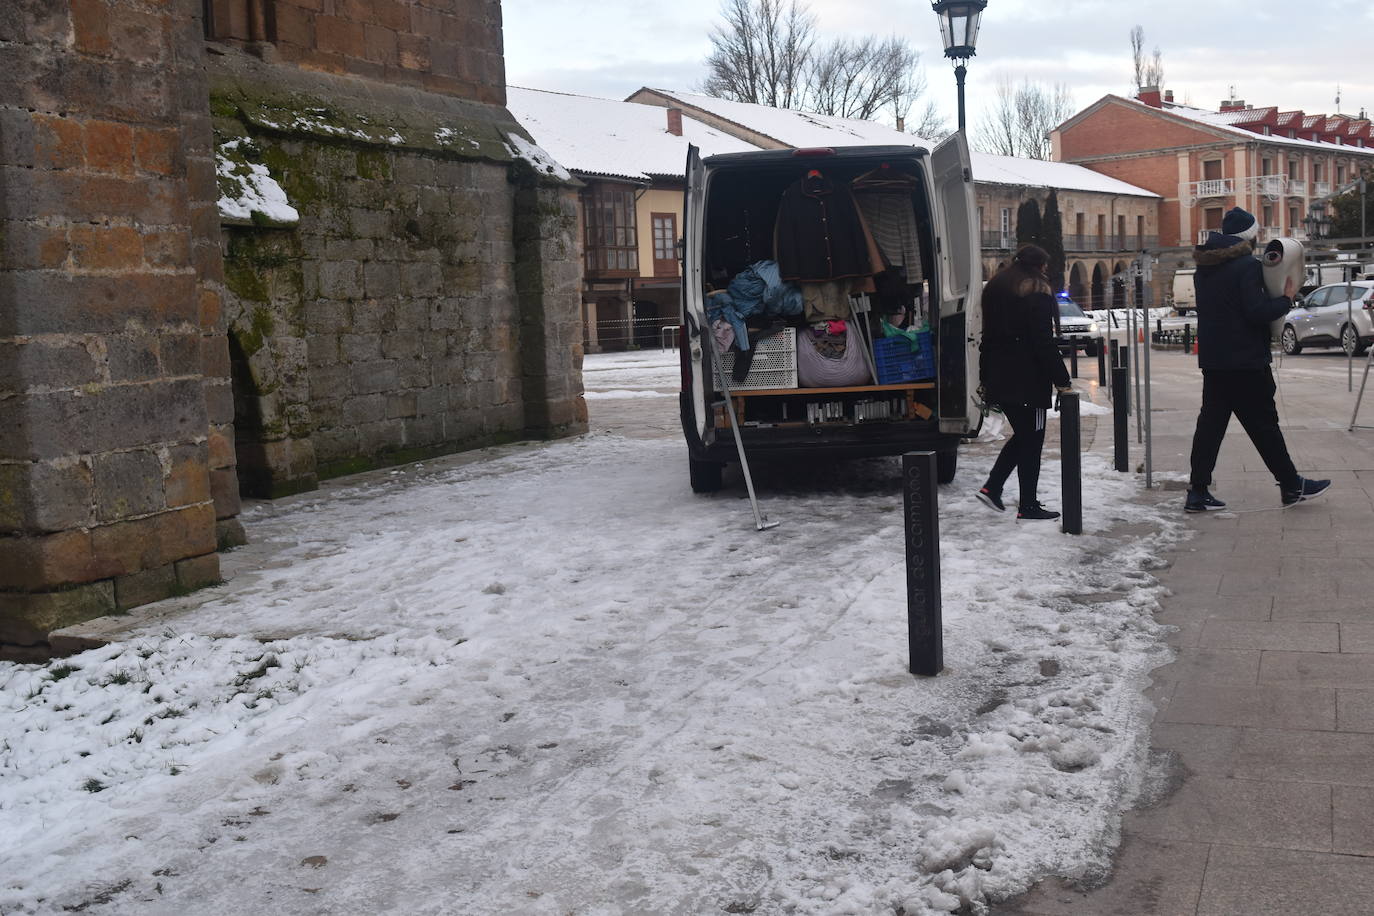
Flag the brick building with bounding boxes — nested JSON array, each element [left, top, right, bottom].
[[1052, 87, 1374, 250], [1, 0, 586, 655]]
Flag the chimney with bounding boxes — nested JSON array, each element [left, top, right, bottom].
[[896, 115, 905, 133], [666, 107, 683, 136], [1164, 89, 1174, 103], [1137, 85, 1162, 108]]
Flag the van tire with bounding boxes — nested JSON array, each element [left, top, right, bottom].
[[689, 456, 724, 493], [937, 449, 958, 484]]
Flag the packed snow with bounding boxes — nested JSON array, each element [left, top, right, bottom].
[[215, 139, 299, 226], [1, 351, 1188, 914]]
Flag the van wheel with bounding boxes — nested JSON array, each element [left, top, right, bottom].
[[1281, 325, 1302, 355], [936, 450, 958, 484], [689, 456, 724, 493]]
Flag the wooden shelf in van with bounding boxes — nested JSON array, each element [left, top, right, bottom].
[[728, 382, 934, 397], [718, 381, 935, 427]]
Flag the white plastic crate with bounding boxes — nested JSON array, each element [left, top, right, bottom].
[[715, 328, 797, 390]]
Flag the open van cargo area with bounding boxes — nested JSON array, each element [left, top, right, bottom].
[[680, 143, 981, 492]]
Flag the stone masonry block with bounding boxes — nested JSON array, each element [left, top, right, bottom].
[[0, 581, 116, 646], [114, 564, 177, 610], [340, 333, 382, 362], [3, 379, 210, 462], [0, 339, 101, 394], [92, 449, 166, 522], [363, 261, 401, 298], [164, 442, 211, 508], [0, 459, 93, 534], [0, 528, 94, 590], [88, 502, 217, 580], [175, 553, 221, 591], [210, 467, 242, 518], [352, 360, 399, 394], [318, 260, 362, 300], [105, 334, 161, 382]]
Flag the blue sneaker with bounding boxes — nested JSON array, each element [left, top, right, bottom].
[[1281, 477, 1331, 506], [1184, 487, 1226, 512]]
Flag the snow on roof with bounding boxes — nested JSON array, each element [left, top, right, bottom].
[[646, 89, 1158, 198], [1121, 96, 1374, 154], [505, 86, 757, 182]]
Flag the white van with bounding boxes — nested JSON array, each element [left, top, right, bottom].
[[678, 137, 982, 492], [1172, 268, 1196, 315]]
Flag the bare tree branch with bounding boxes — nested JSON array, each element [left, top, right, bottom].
[[974, 75, 1075, 159], [702, 0, 948, 138]]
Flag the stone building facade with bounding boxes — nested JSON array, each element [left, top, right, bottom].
[[0, 0, 586, 655]]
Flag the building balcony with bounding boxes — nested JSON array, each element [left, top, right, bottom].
[[981, 231, 1014, 249], [1182, 178, 1234, 205], [1064, 234, 1159, 252], [1313, 180, 1331, 198], [1241, 175, 1288, 199], [1287, 179, 1308, 197]]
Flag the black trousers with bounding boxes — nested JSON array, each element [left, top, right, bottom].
[[986, 404, 1046, 507], [1189, 368, 1298, 490]]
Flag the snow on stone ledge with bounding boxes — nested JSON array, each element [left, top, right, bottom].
[[216, 138, 300, 227], [504, 132, 572, 182]]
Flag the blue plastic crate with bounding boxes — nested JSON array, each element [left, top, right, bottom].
[[873, 333, 934, 383]]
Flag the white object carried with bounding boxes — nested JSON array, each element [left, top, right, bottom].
[[1262, 237, 1305, 342]]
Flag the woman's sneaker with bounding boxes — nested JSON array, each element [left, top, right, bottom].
[[1184, 487, 1226, 512], [975, 487, 1005, 512], [1016, 501, 1060, 520], [1281, 477, 1332, 506]]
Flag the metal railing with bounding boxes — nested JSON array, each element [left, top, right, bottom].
[[1288, 178, 1308, 197], [588, 316, 679, 352], [1065, 234, 1159, 252], [981, 231, 1014, 249], [1313, 181, 1331, 198]]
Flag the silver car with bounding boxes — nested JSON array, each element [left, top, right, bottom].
[[1056, 296, 1101, 356], [1280, 281, 1374, 356]]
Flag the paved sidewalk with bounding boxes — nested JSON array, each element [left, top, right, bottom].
[[1006, 349, 1374, 915]]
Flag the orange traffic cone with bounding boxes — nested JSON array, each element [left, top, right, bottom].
[[1137, 327, 1145, 343]]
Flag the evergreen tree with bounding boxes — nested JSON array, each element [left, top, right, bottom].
[[1329, 170, 1372, 240], [1039, 189, 1066, 295], [1015, 198, 1042, 247]]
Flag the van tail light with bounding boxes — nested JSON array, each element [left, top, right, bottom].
[[791, 147, 836, 157]]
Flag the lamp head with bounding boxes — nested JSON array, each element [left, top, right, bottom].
[[932, 0, 987, 62]]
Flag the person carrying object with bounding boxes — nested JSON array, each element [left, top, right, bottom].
[[1184, 207, 1330, 512], [975, 244, 1073, 521]]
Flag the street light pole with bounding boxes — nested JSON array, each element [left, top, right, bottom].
[[931, 0, 986, 134], [955, 63, 967, 132]]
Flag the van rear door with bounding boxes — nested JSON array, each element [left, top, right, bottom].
[[682, 144, 711, 445], [930, 132, 981, 435]]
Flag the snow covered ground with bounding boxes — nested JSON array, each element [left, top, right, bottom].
[[1, 351, 1188, 915]]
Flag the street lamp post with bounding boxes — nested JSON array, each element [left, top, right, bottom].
[[931, 0, 987, 133]]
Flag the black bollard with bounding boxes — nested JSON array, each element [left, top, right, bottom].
[[1097, 338, 1107, 386], [1060, 392, 1082, 535], [1112, 365, 1129, 472], [902, 451, 943, 676], [1070, 343, 1079, 378], [1183, 323, 1192, 354]]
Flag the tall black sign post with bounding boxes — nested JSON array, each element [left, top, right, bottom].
[[1059, 392, 1082, 534], [903, 451, 943, 676]]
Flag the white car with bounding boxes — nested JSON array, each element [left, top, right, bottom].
[[1055, 296, 1101, 356], [1279, 281, 1374, 356]]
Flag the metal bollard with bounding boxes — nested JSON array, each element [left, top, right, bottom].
[[1097, 339, 1107, 386], [1070, 343, 1079, 378], [903, 451, 943, 676], [1112, 365, 1129, 472], [1060, 392, 1082, 535], [1183, 323, 1192, 354]]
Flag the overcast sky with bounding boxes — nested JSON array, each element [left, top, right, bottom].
[[503, 0, 1374, 142]]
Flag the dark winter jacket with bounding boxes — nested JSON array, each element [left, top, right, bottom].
[[980, 288, 1071, 409], [774, 171, 878, 283], [1192, 233, 1292, 370]]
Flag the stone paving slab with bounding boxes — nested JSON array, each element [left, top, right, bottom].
[[1161, 682, 1335, 731], [1007, 350, 1374, 914], [1196, 845, 1374, 916]]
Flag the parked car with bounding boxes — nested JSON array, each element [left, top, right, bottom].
[[1172, 268, 1196, 315], [1055, 295, 1101, 355], [679, 137, 982, 491], [1279, 281, 1374, 356]]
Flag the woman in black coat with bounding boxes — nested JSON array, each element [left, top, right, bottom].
[[976, 245, 1072, 520]]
